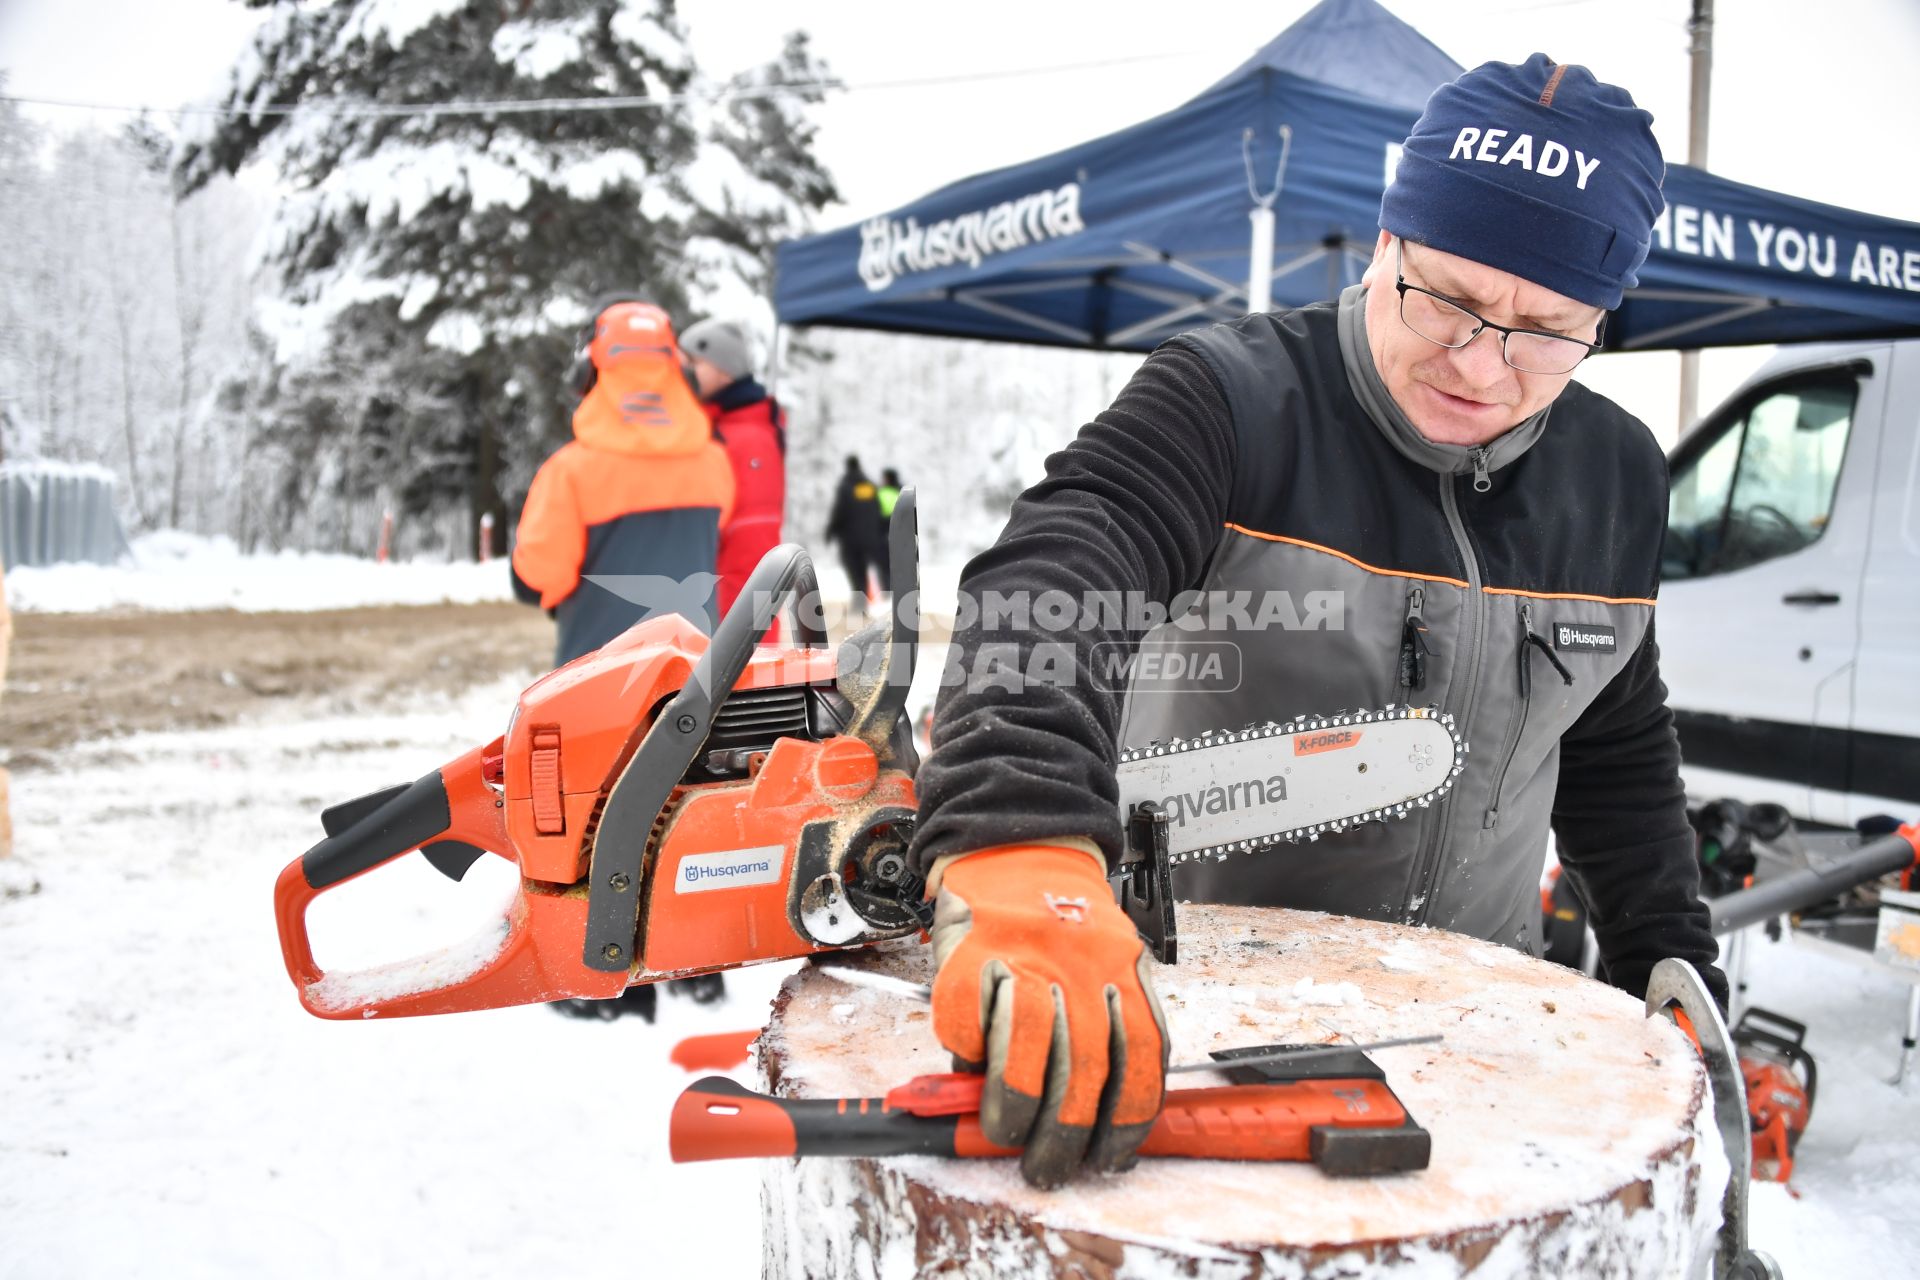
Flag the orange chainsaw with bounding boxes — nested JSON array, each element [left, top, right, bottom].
[[273, 491, 1465, 1020]]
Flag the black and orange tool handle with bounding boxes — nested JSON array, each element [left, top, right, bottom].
[[671, 1076, 1413, 1165], [670, 1076, 1016, 1163], [274, 739, 516, 1016], [1708, 825, 1920, 934]]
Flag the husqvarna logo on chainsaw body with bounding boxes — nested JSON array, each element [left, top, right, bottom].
[[676, 846, 783, 893]]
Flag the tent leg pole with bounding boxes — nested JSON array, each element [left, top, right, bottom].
[[1677, 350, 1701, 439], [1247, 206, 1275, 315], [767, 324, 787, 400]]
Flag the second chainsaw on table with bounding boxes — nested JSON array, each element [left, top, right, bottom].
[[272, 490, 1466, 1020]]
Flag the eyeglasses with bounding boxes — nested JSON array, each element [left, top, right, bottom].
[[1393, 240, 1602, 376]]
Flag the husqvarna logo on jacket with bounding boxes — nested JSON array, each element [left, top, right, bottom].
[[1554, 622, 1617, 653]]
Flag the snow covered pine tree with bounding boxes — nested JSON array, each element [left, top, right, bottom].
[[176, 0, 837, 558]]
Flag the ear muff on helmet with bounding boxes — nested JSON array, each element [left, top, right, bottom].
[[569, 293, 654, 402], [568, 345, 598, 399]]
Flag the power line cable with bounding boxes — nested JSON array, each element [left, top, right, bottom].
[[0, 48, 1212, 121]]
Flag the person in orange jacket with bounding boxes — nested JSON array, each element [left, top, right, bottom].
[[678, 317, 785, 625], [511, 299, 735, 668], [514, 298, 737, 1022]]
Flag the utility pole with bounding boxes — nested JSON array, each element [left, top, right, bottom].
[[1678, 0, 1714, 434]]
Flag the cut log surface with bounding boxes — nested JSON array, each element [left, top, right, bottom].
[[760, 905, 1726, 1279]]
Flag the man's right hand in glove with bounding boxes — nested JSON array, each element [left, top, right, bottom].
[[927, 841, 1168, 1189]]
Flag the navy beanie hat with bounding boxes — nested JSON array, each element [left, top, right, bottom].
[[1380, 53, 1664, 310]]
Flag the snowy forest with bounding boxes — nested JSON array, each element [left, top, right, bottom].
[[0, 0, 1140, 569]]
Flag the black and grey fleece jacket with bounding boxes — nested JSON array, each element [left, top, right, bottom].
[[907, 285, 1725, 1005]]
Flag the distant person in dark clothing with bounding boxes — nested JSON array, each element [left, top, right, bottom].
[[511, 299, 734, 667], [824, 455, 883, 621], [679, 317, 786, 624]]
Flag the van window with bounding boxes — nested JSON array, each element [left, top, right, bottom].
[[1663, 373, 1858, 581]]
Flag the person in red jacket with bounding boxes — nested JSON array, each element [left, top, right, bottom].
[[678, 317, 785, 626]]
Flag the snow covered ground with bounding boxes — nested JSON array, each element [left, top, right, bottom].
[[3, 531, 515, 614], [0, 682, 794, 1278], [1, 681, 1915, 1277], [2, 529, 963, 623]]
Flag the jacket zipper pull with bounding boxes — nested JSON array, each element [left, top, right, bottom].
[[1398, 585, 1429, 692], [1517, 602, 1533, 699], [1469, 446, 1492, 493], [1520, 602, 1575, 687]]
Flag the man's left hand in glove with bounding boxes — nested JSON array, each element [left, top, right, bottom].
[[926, 840, 1168, 1189]]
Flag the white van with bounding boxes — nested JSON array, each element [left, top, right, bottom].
[[1659, 338, 1920, 827]]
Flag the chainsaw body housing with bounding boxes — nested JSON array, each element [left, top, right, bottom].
[[276, 531, 926, 1021]]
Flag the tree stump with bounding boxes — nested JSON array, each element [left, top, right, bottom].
[[759, 905, 1724, 1279]]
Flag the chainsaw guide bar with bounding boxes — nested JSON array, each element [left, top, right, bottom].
[[1115, 706, 1465, 866]]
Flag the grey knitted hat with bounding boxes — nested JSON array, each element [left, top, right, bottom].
[[678, 317, 754, 380]]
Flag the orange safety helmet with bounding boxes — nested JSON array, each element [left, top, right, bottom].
[[566, 298, 710, 449], [568, 298, 690, 397]]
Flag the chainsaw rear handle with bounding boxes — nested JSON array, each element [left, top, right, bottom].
[[274, 739, 541, 1020], [299, 769, 475, 891]]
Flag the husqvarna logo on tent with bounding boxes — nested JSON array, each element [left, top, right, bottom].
[[858, 182, 1087, 292]]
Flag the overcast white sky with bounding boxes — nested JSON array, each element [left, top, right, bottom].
[[4, 0, 1914, 222], [2, 0, 1916, 430]]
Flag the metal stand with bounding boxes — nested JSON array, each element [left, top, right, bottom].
[[1722, 927, 1750, 1024], [1893, 985, 1919, 1088]]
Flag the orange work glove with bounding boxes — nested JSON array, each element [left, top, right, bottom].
[[928, 843, 1168, 1188]]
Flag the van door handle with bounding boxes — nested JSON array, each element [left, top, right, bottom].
[[1781, 590, 1841, 606]]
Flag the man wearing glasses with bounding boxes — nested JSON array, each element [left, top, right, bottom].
[[904, 54, 1725, 1189]]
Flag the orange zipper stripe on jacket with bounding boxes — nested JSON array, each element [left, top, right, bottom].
[[1223, 523, 1656, 607]]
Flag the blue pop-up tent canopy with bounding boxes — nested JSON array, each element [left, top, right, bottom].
[[775, 0, 1920, 353]]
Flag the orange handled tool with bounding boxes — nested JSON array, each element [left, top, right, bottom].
[[671, 1045, 1432, 1175]]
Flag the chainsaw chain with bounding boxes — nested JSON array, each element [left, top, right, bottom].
[[1117, 705, 1467, 867]]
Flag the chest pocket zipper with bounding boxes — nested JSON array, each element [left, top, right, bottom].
[[1485, 600, 1575, 830], [1398, 585, 1430, 694]]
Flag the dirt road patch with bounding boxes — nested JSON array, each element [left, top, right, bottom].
[[3, 604, 553, 762]]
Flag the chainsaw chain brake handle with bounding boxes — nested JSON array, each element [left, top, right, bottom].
[[835, 488, 918, 760], [271, 739, 597, 1020], [1644, 959, 1784, 1280], [583, 533, 830, 972]]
